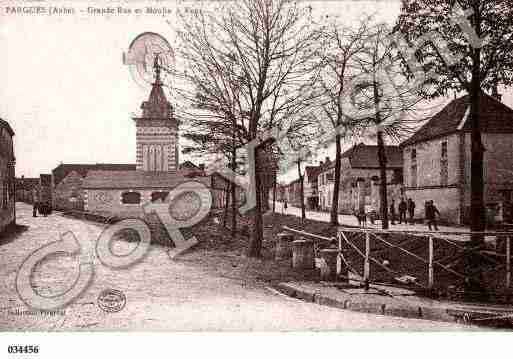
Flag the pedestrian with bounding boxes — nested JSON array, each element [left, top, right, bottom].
[[283, 199, 288, 214], [407, 198, 416, 224], [425, 200, 440, 231], [398, 198, 407, 224], [32, 201, 38, 218], [389, 199, 396, 225]]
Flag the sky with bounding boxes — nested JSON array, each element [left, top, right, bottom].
[[1, 0, 512, 180]]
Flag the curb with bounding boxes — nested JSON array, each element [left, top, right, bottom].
[[273, 282, 512, 326]]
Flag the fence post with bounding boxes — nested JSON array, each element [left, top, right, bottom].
[[428, 236, 434, 290], [364, 231, 370, 289], [506, 236, 511, 289]]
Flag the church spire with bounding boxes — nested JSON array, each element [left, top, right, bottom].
[[140, 54, 173, 118]]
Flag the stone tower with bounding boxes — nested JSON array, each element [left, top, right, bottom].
[[133, 56, 179, 172]]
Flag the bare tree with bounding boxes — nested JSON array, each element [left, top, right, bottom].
[[175, 0, 321, 257], [317, 18, 369, 226], [347, 23, 420, 229]]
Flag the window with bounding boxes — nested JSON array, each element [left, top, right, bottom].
[[441, 141, 448, 159], [393, 169, 403, 184], [121, 191, 141, 204], [410, 148, 417, 188], [326, 171, 334, 181], [151, 191, 169, 202], [440, 141, 448, 186]]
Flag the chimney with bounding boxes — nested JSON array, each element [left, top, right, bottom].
[[325, 156, 330, 164], [199, 163, 205, 171]]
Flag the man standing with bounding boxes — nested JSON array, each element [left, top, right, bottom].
[[389, 199, 396, 225], [32, 188, 38, 218], [398, 198, 407, 224], [283, 199, 288, 214], [426, 200, 440, 231], [407, 198, 416, 224]]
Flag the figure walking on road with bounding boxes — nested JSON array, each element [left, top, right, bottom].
[[389, 199, 396, 225], [426, 200, 440, 231], [32, 201, 38, 218], [407, 198, 416, 224], [398, 198, 407, 224], [283, 199, 288, 215]]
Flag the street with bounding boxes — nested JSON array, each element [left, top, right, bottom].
[[0, 203, 471, 331], [275, 202, 472, 238]]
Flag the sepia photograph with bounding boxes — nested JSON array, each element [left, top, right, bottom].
[[1, 0, 513, 356]]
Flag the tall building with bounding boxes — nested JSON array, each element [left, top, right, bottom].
[[134, 59, 179, 172], [81, 57, 230, 216]]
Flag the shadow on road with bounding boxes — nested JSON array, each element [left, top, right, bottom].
[[0, 223, 30, 247]]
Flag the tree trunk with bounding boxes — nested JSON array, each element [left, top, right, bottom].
[[330, 133, 342, 226], [231, 145, 237, 237], [298, 160, 306, 222], [272, 179, 276, 214], [377, 130, 389, 230], [223, 182, 230, 228], [465, 8, 486, 296], [373, 72, 389, 230], [248, 149, 264, 258], [469, 47, 485, 240]]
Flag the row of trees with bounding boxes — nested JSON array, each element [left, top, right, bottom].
[[171, 0, 513, 259]]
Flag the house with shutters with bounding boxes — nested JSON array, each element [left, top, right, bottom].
[[400, 92, 513, 224]]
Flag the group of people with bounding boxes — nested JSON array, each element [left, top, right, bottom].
[[32, 202, 51, 217], [389, 198, 441, 230]]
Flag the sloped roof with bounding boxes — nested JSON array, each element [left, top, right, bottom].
[[334, 143, 402, 169], [305, 166, 322, 182], [401, 93, 513, 146], [0, 118, 14, 136], [52, 163, 137, 186], [82, 170, 212, 189]]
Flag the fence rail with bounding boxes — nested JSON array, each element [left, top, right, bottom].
[[337, 227, 513, 295]]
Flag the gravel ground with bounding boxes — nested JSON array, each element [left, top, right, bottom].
[[0, 203, 472, 331]]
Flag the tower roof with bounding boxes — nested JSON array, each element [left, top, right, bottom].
[[140, 55, 173, 118]]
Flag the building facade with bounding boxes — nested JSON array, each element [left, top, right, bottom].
[[0, 119, 15, 232], [401, 93, 513, 224], [16, 176, 39, 203], [318, 143, 403, 215], [52, 164, 136, 211]]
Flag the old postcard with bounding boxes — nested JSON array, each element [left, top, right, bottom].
[[1, 0, 513, 353]]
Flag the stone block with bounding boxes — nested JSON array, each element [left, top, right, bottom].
[[292, 238, 315, 270], [275, 232, 295, 260]]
